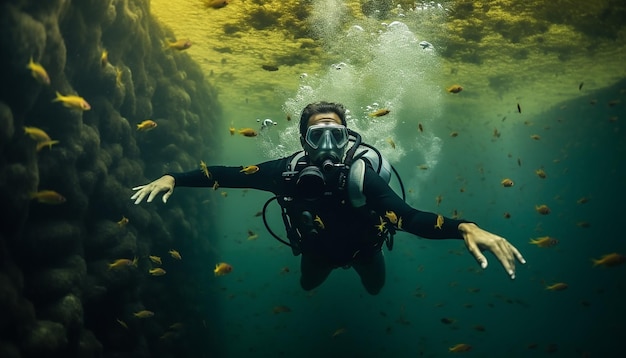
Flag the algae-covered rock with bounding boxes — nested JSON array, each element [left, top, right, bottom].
[[25, 255, 86, 302], [0, 341, 20, 358], [75, 328, 103, 358], [21, 221, 82, 263], [40, 293, 84, 330], [19, 320, 67, 358]]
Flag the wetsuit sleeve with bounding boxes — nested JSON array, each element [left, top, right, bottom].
[[166, 157, 289, 193], [362, 166, 471, 240]]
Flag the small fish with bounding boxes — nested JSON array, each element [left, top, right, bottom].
[[229, 126, 236, 135], [169, 249, 182, 260], [137, 120, 157, 131], [446, 84, 463, 93], [169, 322, 184, 330], [517, 158, 522, 167], [450, 131, 459, 137], [576, 197, 589, 204], [149, 268, 166, 276], [530, 134, 541, 140], [24, 126, 52, 142], [375, 216, 387, 232], [203, 0, 229, 9], [435, 195, 442, 206], [535, 168, 547, 179], [592, 253, 626, 267], [261, 64, 279, 71], [449, 343, 472, 352], [52, 91, 91, 111], [517, 103, 521, 113], [200, 160, 212, 178], [331, 327, 346, 338], [386, 138, 396, 149], [133, 310, 154, 318], [384, 210, 398, 224], [535, 204, 550, 215], [314, 215, 325, 229], [440, 317, 456, 324], [212, 181, 219, 190], [101, 49, 109, 67], [272, 305, 292, 314], [117, 216, 129, 226], [115, 66, 124, 87], [503, 212, 511, 219], [247, 229, 258, 240], [240, 165, 260, 174], [30, 190, 66, 204], [108, 257, 138, 270], [578, 82, 584, 91], [214, 262, 233, 276], [529, 236, 558, 248], [238, 128, 258, 137], [116, 318, 128, 329], [27, 57, 50, 85], [368, 108, 390, 117], [36, 140, 60, 152], [501, 178, 514, 187], [166, 39, 192, 51], [545, 282, 568, 291], [149, 255, 162, 265], [418, 123, 424, 132], [434, 214, 444, 229]]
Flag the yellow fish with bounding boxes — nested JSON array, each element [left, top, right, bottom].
[[36, 140, 60, 152], [169, 249, 182, 260], [529, 236, 558, 248], [592, 252, 626, 267], [238, 128, 257, 137], [384, 211, 398, 224], [545, 282, 568, 291], [149, 268, 166, 276], [214, 262, 233, 276], [24, 126, 51, 142], [100, 49, 109, 67], [149, 255, 162, 265], [200, 160, 211, 178], [240, 165, 259, 174], [448, 343, 471, 352], [52, 91, 91, 111], [117, 216, 129, 227], [27, 57, 50, 85], [136, 120, 157, 131], [30, 190, 66, 204], [247, 229, 258, 240], [229, 126, 236, 135], [165, 39, 192, 51], [434, 214, 444, 229], [368, 108, 390, 117], [314, 215, 325, 229], [375, 216, 387, 233], [386, 138, 396, 149], [108, 257, 138, 270], [133, 310, 154, 318]]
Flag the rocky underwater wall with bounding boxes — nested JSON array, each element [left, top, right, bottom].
[[0, 0, 220, 357]]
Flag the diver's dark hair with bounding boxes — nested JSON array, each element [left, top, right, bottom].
[[299, 101, 347, 136]]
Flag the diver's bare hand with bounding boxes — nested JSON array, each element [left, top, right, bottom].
[[131, 175, 175, 204], [458, 222, 526, 279]]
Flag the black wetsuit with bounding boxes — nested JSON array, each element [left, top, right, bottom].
[[169, 152, 468, 267]]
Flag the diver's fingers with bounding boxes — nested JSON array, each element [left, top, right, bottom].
[[146, 187, 163, 203], [510, 244, 527, 265], [162, 188, 173, 204], [493, 240, 516, 279], [465, 239, 488, 269], [131, 185, 147, 192], [133, 189, 149, 205]]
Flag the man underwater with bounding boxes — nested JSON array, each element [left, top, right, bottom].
[[131, 101, 526, 295]]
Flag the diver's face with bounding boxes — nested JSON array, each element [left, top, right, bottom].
[[307, 112, 342, 127]]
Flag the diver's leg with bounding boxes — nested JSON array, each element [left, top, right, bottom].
[[300, 254, 333, 291], [352, 250, 386, 295]]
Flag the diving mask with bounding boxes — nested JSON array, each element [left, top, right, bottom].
[[303, 123, 349, 166]]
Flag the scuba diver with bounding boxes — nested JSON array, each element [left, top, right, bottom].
[[131, 101, 526, 295]]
